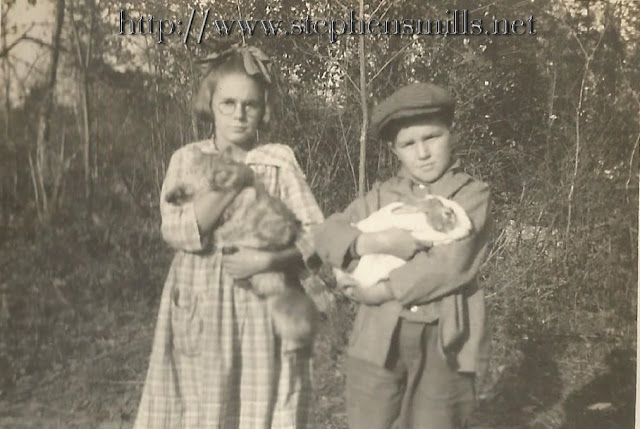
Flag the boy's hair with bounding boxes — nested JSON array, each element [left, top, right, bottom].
[[192, 51, 273, 126], [380, 113, 453, 143]]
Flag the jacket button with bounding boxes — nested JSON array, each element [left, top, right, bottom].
[[410, 306, 419, 312]]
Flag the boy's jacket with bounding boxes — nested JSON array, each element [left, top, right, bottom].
[[315, 160, 492, 374]]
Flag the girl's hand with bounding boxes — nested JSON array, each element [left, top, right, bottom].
[[222, 247, 273, 279], [344, 280, 394, 306]]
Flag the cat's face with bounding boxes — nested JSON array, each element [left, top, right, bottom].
[[200, 151, 254, 191]]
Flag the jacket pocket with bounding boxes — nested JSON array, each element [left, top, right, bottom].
[[170, 285, 204, 357]]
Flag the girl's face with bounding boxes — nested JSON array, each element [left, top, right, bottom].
[[390, 119, 452, 184], [211, 72, 265, 150]]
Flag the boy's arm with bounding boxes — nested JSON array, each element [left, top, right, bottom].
[[385, 182, 492, 306], [313, 187, 380, 270]]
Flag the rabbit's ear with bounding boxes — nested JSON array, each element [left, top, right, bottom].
[[413, 197, 442, 212], [390, 203, 420, 214], [379, 202, 405, 213]]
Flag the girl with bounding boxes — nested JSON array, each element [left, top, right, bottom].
[[133, 44, 325, 429]]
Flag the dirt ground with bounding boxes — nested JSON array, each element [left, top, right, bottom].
[[0, 291, 635, 429]]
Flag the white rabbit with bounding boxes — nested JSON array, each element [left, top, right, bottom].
[[335, 195, 473, 289]]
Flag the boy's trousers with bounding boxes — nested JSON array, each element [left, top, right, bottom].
[[345, 319, 475, 429]]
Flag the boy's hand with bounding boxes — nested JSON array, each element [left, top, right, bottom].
[[356, 228, 423, 260], [344, 280, 394, 306]]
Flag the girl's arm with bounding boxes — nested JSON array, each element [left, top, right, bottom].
[[222, 245, 303, 280], [265, 245, 304, 270], [192, 190, 240, 235]]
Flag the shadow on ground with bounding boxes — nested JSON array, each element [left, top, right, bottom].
[[473, 332, 565, 428], [560, 348, 635, 429]]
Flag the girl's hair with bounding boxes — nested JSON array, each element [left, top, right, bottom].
[[192, 52, 273, 126]]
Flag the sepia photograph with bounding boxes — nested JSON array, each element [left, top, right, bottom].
[[0, 0, 638, 428]]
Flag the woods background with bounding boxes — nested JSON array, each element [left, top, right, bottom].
[[0, 0, 638, 428]]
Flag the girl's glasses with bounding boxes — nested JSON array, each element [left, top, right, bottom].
[[216, 99, 263, 117]]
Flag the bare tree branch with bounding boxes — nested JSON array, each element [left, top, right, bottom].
[[0, 25, 59, 58], [565, 19, 608, 235], [370, 0, 389, 20]]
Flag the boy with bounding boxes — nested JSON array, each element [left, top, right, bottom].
[[314, 82, 492, 429]]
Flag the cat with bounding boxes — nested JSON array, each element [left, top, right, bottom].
[[165, 146, 318, 345], [334, 195, 473, 289]]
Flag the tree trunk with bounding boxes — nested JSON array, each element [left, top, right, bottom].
[[357, 0, 368, 198], [36, 0, 65, 184], [1, 8, 11, 225], [81, 68, 92, 218], [32, 0, 65, 224], [71, 0, 95, 219]]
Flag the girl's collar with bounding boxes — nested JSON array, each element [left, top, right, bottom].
[[199, 137, 218, 154], [206, 136, 254, 162]]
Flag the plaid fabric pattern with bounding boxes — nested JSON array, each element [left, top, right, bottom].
[[134, 141, 324, 429]]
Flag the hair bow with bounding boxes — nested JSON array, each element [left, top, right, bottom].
[[196, 43, 273, 84]]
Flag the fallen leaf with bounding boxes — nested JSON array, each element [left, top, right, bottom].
[[587, 402, 613, 411]]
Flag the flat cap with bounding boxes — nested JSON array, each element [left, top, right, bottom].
[[369, 82, 455, 140]]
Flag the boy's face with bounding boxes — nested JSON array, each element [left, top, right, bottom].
[[390, 119, 452, 184]]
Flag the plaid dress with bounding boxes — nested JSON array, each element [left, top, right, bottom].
[[133, 140, 326, 429]]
